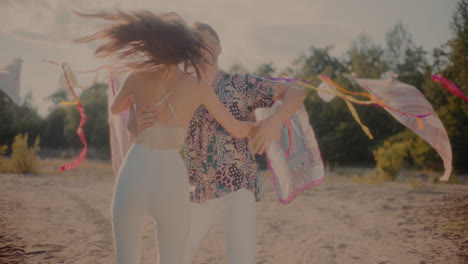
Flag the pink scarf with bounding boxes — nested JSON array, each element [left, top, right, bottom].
[[255, 102, 324, 204]]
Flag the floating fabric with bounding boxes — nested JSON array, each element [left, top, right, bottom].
[[431, 74, 468, 102], [255, 102, 324, 204], [269, 76, 374, 139], [0, 58, 23, 105], [318, 81, 336, 102], [108, 71, 132, 175], [353, 75, 453, 181], [65, 64, 98, 91]]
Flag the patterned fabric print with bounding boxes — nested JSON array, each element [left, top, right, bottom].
[[255, 103, 324, 204], [184, 71, 277, 203]]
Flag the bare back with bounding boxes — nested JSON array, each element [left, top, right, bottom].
[[128, 70, 204, 128], [111, 68, 249, 150]]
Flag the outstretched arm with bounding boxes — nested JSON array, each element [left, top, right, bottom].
[[199, 81, 253, 138]]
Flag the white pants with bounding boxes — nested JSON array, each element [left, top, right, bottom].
[[183, 188, 256, 264], [112, 144, 190, 264]]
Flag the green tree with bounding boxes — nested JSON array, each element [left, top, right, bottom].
[[385, 22, 428, 88], [42, 107, 68, 148], [292, 46, 376, 165], [80, 83, 110, 158], [373, 1, 468, 176], [346, 33, 405, 155], [347, 33, 388, 78], [254, 63, 276, 77], [0, 90, 44, 151], [227, 62, 248, 74], [43, 82, 110, 158], [443, 0, 468, 171]]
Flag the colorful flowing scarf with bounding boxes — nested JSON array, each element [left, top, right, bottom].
[[352, 75, 453, 181], [108, 72, 132, 175], [0, 58, 23, 105], [42, 60, 110, 172], [58, 63, 88, 172], [431, 74, 468, 102], [269, 75, 434, 138], [255, 102, 324, 204]]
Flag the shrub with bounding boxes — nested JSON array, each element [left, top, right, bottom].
[[0, 145, 9, 172], [373, 127, 444, 181], [373, 139, 410, 180], [11, 133, 40, 173]]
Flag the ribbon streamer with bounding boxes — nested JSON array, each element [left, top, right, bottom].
[[268, 75, 433, 136], [431, 74, 468, 102], [59, 101, 88, 172], [58, 63, 88, 172], [65, 65, 99, 91], [269, 76, 433, 118], [320, 74, 432, 119], [59, 99, 79, 106], [268, 76, 374, 139]]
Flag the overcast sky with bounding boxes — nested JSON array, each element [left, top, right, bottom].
[[0, 0, 459, 115]]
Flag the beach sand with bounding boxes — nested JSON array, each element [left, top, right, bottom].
[[1, 160, 467, 264]]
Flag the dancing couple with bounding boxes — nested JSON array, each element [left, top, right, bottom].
[[77, 10, 305, 264]]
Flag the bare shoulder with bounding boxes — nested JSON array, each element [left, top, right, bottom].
[[123, 71, 145, 87], [122, 70, 157, 93], [181, 74, 198, 84], [121, 71, 137, 91], [179, 74, 205, 91]]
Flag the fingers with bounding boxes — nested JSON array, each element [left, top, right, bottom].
[[252, 133, 274, 154], [137, 105, 159, 115], [135, 122, 155, 135], [136, 117, 158, 132], [259, 139, 271, 155], [133, 110, 159, 133], [254, 136, 266, 155], [139, 114, 159, 124], [136, 106, 159, 123]]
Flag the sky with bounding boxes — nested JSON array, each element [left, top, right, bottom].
[[0, 0, 459, 116]]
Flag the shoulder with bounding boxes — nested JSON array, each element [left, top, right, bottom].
[[230, 72, 248, 83], [231, 72, 265, 86], [122, 71, 145, 90], [224, 72, 253, 90], [180, 74, 204, 91], [183, 74, 199, 84], [122, 70, 163, 91]]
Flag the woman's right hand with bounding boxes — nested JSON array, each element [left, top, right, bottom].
[[127, 103, 160, 136]]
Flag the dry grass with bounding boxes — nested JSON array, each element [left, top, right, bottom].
[[38, 159, 114, 177], [351, 173, 386, 185]]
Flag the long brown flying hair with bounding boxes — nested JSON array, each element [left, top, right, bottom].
[[74, 10, 212, 79]]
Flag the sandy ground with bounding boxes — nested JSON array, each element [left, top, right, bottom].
[[1, 160, 467, 264]]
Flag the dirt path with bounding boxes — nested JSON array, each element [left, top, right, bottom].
[[1, 164, 467, 264]]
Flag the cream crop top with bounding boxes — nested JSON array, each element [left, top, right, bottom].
[[134, 83, 187, 150]]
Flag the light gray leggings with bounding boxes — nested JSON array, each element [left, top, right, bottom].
[[184, 188, 256, 264], [112, 143, 190, 264]]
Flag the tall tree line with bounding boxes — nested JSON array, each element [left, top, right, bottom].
[[1, 1, 466, 171]]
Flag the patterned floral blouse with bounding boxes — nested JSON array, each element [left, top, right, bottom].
[[183, 71, 277, 203]]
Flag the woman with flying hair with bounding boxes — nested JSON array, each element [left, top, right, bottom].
[[75, 10, 254, 264]]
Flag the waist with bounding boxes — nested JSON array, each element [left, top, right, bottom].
[[135, 123, 187, 150]]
